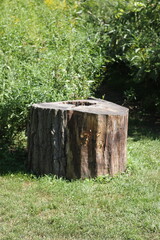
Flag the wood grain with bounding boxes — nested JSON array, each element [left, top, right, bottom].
[[27, 99, 129, 179]]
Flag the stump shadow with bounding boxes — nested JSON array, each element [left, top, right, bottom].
[[128, 113, 160, 141], [95, 86, 160, 141], [0, 147, 27, 175]]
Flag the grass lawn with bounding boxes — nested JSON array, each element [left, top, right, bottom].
[[0, 118, 160, 240]]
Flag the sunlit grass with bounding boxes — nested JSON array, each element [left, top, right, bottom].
[[0, 136, 160, 240]]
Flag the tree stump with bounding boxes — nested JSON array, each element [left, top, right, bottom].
[[27, 99, 129, 179]]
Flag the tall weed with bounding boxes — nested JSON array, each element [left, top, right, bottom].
[[0, 0, 115, 146]]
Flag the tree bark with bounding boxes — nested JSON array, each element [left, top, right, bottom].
[[27, 99, 129, 179]]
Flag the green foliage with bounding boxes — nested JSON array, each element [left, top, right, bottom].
[[104, 0, 160, 112], [0, 0, 110, 146], [1, 0, 160, 146]]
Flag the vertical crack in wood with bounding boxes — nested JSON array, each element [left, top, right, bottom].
[[66, 111, 82, 179], [50, 109, 67, 177]]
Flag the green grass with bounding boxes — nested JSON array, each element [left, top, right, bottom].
[[0, 123, 160, 240]]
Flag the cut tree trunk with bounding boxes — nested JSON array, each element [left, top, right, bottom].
[[27, 99, 129, 179]]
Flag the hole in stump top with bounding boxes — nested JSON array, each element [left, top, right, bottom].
[[63, 101, 96, 107]]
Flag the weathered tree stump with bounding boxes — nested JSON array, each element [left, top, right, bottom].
[[27, 99, 129, 179]]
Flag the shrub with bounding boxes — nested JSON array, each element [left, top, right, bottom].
[[1, 0, 115, 146], [104, 0, 160, 113]]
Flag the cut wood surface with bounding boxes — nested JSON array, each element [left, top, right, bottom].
[[27, 99, 129, 179]]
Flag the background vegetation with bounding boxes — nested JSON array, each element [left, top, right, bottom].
[[0, 0, 107, 146], [1, 0, 159, 146], [104, 0, 160, 113]]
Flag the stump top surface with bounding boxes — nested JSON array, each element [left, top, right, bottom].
[[32, 99, 128, 116]]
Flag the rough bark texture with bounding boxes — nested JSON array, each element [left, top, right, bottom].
[[27, 99, 129, 179]]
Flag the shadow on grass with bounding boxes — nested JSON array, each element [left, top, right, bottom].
[[128, 109, 160, 141], [95, 82, 160, 141], [0, 147, 27, 175]]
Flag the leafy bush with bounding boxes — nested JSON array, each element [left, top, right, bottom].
[[1, 0, 159, 147], [1, 0, 115, 146], [104, 0, 160, 113]]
